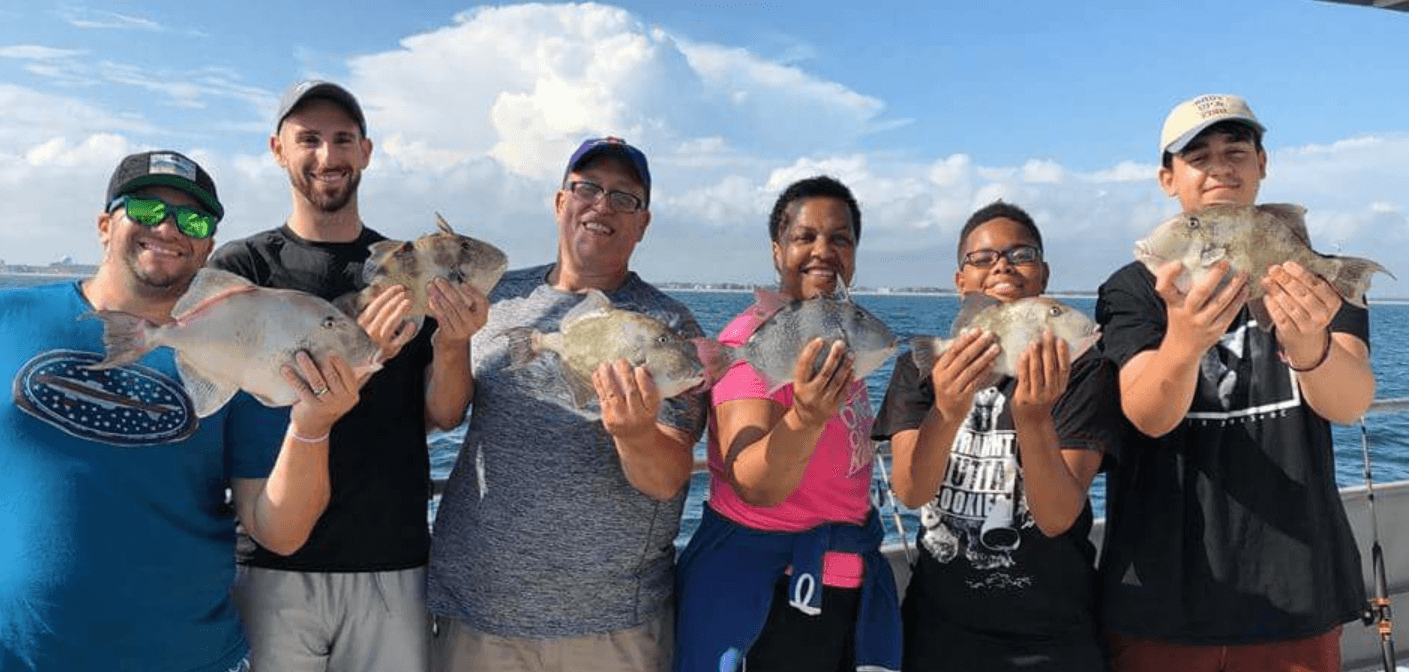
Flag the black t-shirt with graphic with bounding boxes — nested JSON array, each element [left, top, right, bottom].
[[1096, 261, 1368, 645], [210, 224, 436, 571], [872, 346, 1121, 663]]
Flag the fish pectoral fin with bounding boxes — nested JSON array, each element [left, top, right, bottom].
[[175, 354, 241, 418], [559, 365, 600, 411]]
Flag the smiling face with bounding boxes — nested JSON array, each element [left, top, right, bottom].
[[97, 185, 215, 296], [553, 157, 651, 282], [271, 98, 372, 213], [954, 216, 1048, 302], [771, 196, 857, 300], [1159, 129, 1266, 213]]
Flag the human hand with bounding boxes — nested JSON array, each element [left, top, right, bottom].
[[428, 279, 487, 350], [929, 329, 999, 422], [1011, 330, 1071, 424], [791, 339, 854, 428], [284, 351, 359, 438], [1261, 261, 1339, 367], [357, 285, 417, 361], [594, 359, 662, 442], [1155, 260, 1247, 358]]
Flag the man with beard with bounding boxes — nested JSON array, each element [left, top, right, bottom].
[[210, 81, 484, 672], [0, 150, 358, 672]]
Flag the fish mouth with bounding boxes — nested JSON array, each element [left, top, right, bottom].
[[1132, 240, 1160, 264]]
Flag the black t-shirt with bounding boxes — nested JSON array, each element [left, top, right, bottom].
[[1096, 261, 1368, 644], [872, 347, 1121, 661], [210, 225, 436, 571]]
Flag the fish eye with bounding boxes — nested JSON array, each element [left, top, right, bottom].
[[1187, 216, 1201, 229], [1049, 305, 1063, 316], [322, 316, 337, 329]]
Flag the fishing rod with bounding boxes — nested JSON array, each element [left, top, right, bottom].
[[873, 442, 915, 565], [1358, 413, 1396, 672]]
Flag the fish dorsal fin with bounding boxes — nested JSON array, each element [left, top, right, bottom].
[[562, 289, 613, 329], [952, 292, 1001, 334], [750, 287, 793, 322], [173, 268, 256, 319], [435, 212, 455, 235], [362, 240, 414, 284], [175, 352, 241, 418], [1261, 203, 1311, 244]]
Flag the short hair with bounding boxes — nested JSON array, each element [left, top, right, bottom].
[[956, 200, 1043, 264], [1161, 120, 1265, 169], [767, 175, 862, 243]]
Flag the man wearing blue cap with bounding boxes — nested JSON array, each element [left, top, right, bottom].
[[0, 150, 357, 671], [426, 137, 708, 672]]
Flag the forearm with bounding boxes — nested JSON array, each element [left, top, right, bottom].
[[891, 409, 964, 508], [614, 424, 693, 501], [726, 406, 827, 507], [246, 431, 332, 555], [1119, 342, 1203, 437], [1296, 334, 1375, 424], [1013, 414, 1088, 537], [425, 343, 473, 430]]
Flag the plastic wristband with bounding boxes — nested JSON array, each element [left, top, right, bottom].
[[288, 429, 331, 443], [1278, 327, 1333, 373]]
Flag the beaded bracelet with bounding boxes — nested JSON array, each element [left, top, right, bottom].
[[288, 429, 331, 443], [1278, 327, 1333, 373]]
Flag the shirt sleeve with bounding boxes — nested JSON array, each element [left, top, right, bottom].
[[1096, 262, 1167, 369], [223, 392, 291, 479], [1052, 352, 1123, 469], [871, 349, 934, 440]]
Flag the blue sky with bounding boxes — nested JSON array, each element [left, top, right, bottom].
[[1, 1, 1406, 295]]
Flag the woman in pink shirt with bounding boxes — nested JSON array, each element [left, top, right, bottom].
[[673, 176, 901, 672]]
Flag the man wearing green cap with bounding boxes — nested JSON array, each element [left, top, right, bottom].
[[1096, 94, 1375, 671], [0, 150, 357, 672]]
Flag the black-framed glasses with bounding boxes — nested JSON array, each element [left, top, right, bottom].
[[961, 245, 1042, 269], [107, 195, 219, 239], [566, 180, 646, 213]]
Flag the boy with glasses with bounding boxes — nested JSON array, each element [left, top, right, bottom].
[[426, 137, 708, 672], [872, 200, 1120, 671], [1096, 94, 1375, 672], [210, 81, 483, 672], [0, 150, 356, 672]]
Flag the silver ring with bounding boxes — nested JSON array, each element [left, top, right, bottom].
[[312, 385, 329, 397]]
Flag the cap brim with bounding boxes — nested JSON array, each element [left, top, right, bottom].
[[1165, 117, 1266, 155], [118, 175, 224, 220]]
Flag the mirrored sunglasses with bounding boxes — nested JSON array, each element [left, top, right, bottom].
[[107, 195, 219, 240]]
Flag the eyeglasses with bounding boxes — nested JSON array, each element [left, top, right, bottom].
[[961, 245, 1042, 269], [107, 195, 219, 240], [566, 181, 646, 213]]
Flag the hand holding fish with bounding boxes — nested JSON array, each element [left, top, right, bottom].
[[282, 351, 359, 438], [790, 338, 855, 428], [428, 278, 487, 349], [1011, 330, 1072, 425], [1261, 261, 1339, 366], [1154, 260, 1248, 358], [928, 329, 1000, 423], [593, 359, 661, 441], [358, 285, 418, 362]]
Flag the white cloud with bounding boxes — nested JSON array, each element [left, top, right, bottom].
[[0, 45, 86, 60], [58, 8, 161, 31]]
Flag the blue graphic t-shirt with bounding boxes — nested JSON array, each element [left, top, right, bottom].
[[0, 282, 286, 672]]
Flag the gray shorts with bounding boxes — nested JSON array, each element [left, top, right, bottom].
[[234, 565, 430, 672], [429, 608, 672, 672]]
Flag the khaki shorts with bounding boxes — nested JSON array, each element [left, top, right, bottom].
[[430, 609, 672, 672], [234, 565, 430, 672]]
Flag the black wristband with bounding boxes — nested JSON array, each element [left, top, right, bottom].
[[1278, 327, 1333, 373]]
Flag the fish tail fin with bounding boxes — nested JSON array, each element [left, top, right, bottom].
[[691, 337, 735, 386], [910, 335, 952, 374], [84, 310, 160, 369], [1328, 256, 1393, 308], [501, 326, 540, 369]]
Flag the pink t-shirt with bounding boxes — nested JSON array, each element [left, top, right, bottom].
[[707, 307, 877, 587]]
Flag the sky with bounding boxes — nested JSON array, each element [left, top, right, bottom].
[[0, 0, 1406, 295]]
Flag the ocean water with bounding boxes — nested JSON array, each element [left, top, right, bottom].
[[9, 275, 1403, 547]]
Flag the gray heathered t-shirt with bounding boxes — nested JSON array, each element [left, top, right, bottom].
[[427, 265, 708, 638]]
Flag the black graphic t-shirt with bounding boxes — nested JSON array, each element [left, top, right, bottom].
[[1096, 261, 1368, 644], [210, 225, 436, 571], [873, 348, 1121, 644]]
